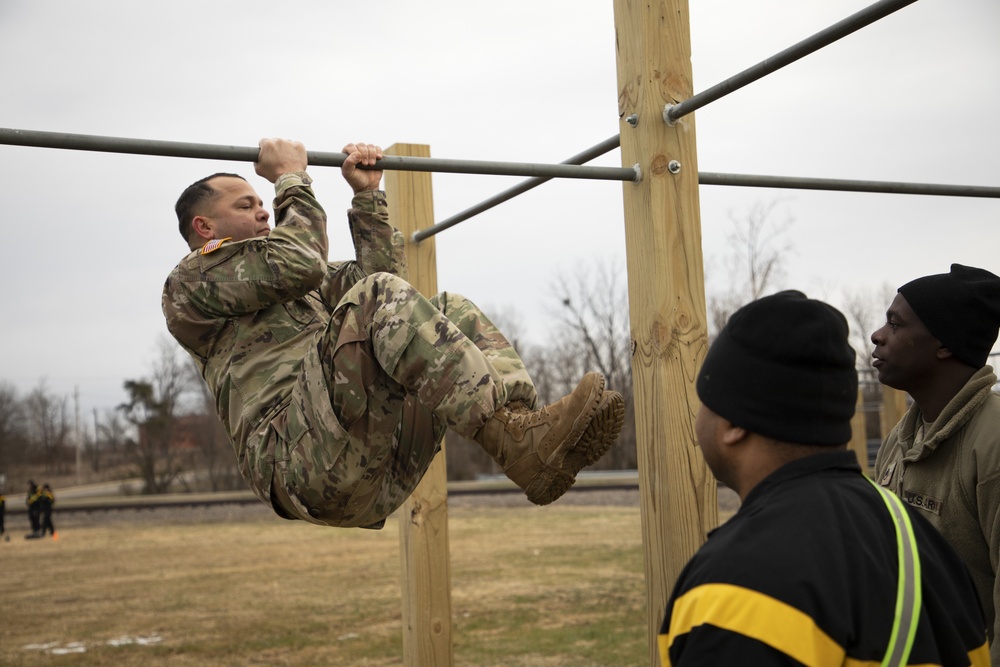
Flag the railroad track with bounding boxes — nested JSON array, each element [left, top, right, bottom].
[[6, 474, 641, 516]]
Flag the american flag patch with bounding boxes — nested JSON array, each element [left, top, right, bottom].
[[200, 237, 232, 255]]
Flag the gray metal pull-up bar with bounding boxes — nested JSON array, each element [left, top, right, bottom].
[[0, 128, 640, 183], [418, 163, 999, 242], [412, 134, 623, 242], [6, 125, 993, 245], [698, 172, 1000, 198], [664, 0, 919, 122]]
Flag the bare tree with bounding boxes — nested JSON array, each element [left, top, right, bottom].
[[0, 381, 27, 470], [707, 200, 794, 335], [88, 407, 130, 473], [118, 338, 193, 494], [22, 380, 72, 474], [550, 259, 632, 396], [546, 258, 636, 470]]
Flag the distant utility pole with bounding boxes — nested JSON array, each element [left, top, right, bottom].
[[74, 386, 81, 486]]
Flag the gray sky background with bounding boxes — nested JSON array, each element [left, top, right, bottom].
[[1, 0, 998, 421]]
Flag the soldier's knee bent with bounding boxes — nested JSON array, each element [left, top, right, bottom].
[[429, 291, 478, 315], [362, 272, 415, 294]]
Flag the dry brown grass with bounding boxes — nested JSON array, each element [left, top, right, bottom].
[[0, 502, 661, 666]]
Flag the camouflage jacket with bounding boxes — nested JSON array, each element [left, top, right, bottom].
[[161, 173, 406, 485]]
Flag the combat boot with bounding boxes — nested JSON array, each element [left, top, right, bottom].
[[474, 372, 617, 505]]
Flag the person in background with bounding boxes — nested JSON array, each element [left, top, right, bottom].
[[660, 290, 988, 666], [37, 483, 56, 538], [0, 490, 8, 542], [871, 263, 1000, 662], [24, 480, 41, 539]]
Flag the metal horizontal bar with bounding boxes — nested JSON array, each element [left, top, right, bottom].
[[698, 172, 1000, 198], [377, 153, 635, 181], [0, 127, 639, 182], [414, 134, 623, 242], [5, 475, 640, 516], [665, 0, 918, 121], [411, 168, 997, 242]]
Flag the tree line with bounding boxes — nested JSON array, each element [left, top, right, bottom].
[[0, 339, 242, 495]]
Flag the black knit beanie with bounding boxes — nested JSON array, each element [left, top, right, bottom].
[[697, 290, 858, 446], [897, 264, 1000, 368]]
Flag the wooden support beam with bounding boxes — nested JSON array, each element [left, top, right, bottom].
[[849, 387, 869, 473], [385, 143, 454, 667], [612, 0, 718, 661]]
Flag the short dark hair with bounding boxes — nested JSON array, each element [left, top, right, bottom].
[[175, 172, 246, 245]]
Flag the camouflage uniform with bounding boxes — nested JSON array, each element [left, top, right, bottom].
[[162, 173, 536, 528]]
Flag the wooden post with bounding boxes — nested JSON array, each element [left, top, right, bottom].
[[613, 1, 718, 662], [849, 387, 869, 473], [384, 143, 453, 667], [879, 385, 909, 438]]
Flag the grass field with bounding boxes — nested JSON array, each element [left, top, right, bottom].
[[1, 502, 658, 666]]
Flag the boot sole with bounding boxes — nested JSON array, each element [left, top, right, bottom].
[[526, 387, 625, 506], [572, 390, 625, 469]]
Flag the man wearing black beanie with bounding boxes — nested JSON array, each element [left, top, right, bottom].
[[659, 291, 988, 666], [872, 263, 1000, 663]]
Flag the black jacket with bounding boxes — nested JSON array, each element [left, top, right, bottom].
[[660, 451, 989, 666]]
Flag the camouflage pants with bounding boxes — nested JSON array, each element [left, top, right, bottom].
[[271, 272, 537, 528]]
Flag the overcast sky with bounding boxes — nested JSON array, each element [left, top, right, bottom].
[[1, 0, 997, 421]]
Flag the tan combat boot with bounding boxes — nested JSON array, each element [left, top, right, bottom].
[[474, 372, 624, 505]]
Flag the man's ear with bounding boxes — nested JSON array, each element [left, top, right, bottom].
[[935, 341, 954, 361], [191, 215, 215, 241], [720, 421, 748, 447]]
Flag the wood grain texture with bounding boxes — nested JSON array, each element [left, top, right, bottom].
[[385, 143, 454, 667], [612, 1, 718, 662]]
